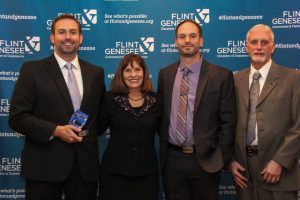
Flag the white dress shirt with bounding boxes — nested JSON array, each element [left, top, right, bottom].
[[54, 52, 83, 99]]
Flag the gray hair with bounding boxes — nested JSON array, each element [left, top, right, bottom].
[[246, 24, 274, 42]]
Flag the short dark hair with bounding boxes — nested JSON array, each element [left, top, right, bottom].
[[110, 53, 153, 94], [51, 14, 82, 34], [175, 19, 202, 37]]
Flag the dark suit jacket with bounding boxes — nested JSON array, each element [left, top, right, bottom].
[[158, 59, 236, 173], [98, 91, 161, 176], [234, 62, 300, 191], [9, 55, 105, 182]]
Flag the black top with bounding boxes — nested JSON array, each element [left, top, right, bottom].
[[99, 91, 161, 176]]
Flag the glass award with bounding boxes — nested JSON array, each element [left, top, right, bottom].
[[68, 110, 89, 137]]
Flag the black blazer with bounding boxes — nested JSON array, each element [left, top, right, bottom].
[[98, 91, 161, 176], [158, 59, 236, 173], [9, 55, 105, 182]]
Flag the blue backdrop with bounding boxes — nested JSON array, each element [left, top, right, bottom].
[[1, 0, 299, 199]]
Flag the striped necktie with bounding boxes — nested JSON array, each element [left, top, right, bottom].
[[176, 67, 190, 144]]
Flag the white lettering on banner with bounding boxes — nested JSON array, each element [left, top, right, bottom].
[[218, 185, 236, 195], [275, 43, 300, 49], [0, 158, 21, 175], [0, 98, 10, 116], [50, 46, 96, 51], [47, 9, 97, 31], [0, 37, 40, 58], [217, 40, 248, 58], [0, 14, 37, 21], [160, 43, 210, 54], [0, 188, 25, 199], [105, 37, 154, 59], [0, 70, 19, 81], [103, 13, 154, 24], [0, 132, 23, 138], [283, 10, 300, 17], [272, 10, 300, 29], [171, 13, 195, 20], [160, 9, 210, 31], [218, 15, 263, 21]]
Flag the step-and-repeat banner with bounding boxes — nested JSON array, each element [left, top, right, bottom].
[[0, 0, 299, 199]]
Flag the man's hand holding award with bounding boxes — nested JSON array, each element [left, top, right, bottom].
[[68, 110, 89, 137], [52, 110, 89, 143]]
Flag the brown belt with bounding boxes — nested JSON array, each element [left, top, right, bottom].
[[246, 146, 258, 156], [167, 142, 195, 154]]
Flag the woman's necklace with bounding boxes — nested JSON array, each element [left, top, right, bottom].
[[128, 95, 144, 101]]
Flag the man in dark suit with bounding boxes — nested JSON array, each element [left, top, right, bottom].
[[9, 14, 105, 200], [230, 24, 300, 200], [157, 19, 236, 200]]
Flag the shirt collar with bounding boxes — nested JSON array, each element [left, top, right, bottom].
[[178, 55, 202, 75], [54, 52, 80, 70], [249, 59, 272, 81]]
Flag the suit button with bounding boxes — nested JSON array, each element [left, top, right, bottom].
[[133, 147, 137, 151], [133, 131, 138, 135]]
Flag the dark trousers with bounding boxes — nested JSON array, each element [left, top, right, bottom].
[[99, 170, 158, 200], [25, 161, 98, 200], [163, 148, 221, 200]]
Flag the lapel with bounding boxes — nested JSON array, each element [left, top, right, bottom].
[[257, 62, 279, 106], [193, 59, 210, 112], [165, 63, 179, 119], [79, 59, 92, 111], [236, 68, 250, 108], [46, 55, 74, 112]]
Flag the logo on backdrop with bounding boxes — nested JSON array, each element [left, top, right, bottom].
[[105, 37, 154, 59], [47, 9, 97, 31], [0, 157, 21, 176], [0, 36, 40, 58], [216, 40, 247, 58], [103, 13, 154, 25], [160, 9, 210, 31], [0, 98, 9, 117], [25, 36, 40, 54], [272, 10, 300, 29]]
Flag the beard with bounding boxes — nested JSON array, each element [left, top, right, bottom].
[[250, 54, 269, 65], [178, 46, 200, 57], [57, 40, 80, 55]]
